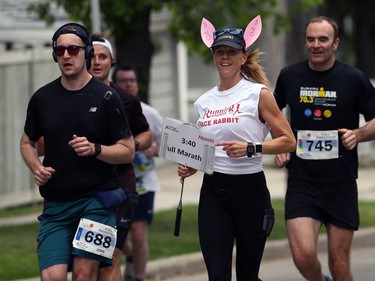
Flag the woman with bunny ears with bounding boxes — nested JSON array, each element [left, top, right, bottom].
[[177, 16, 295, 281]]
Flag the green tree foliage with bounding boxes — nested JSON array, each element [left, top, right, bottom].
[[28, 0, 323, 102], [168, 0, 323, 59], [319, 0, 375, 77]]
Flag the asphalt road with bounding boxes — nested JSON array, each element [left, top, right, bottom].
[[162, 244, 375, 281]]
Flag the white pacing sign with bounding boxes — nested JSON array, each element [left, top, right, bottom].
[[159, 117, 216, 174]]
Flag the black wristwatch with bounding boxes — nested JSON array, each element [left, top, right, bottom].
[[247, 142, 262, 157], [93, 143, 102, 157], [135, 140, 140, 151]]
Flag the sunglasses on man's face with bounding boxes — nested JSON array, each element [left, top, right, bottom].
[[54, 45, 85, 57], [213, 28, 243, 38]]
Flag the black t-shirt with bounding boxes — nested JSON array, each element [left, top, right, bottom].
[[274, 60, 375, 183], [24, 77, 132, 200], [110, 82, 150, 192]]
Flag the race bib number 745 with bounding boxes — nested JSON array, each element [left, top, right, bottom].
[[73, 218, 117, 259], [296, 130, 339, 160]]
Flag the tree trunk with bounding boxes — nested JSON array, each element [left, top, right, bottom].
[[113, 7, 154, 103], [284, 3, 319, 65], [355, 13, 375, 78]]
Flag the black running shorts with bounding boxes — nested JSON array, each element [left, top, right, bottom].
[[285, 177, 359, 230]]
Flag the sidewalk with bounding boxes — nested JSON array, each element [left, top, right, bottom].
[[154, 157, 290, 212], [3, 160, 375, 281], [154, 159, 375, 210], [2, 160, 375, 226]]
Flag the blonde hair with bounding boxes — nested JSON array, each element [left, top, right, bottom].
[[241, 49, 270, 88]]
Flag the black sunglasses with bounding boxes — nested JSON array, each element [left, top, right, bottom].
[[54, 45, 85, 57], [213, 28, 243, 38]]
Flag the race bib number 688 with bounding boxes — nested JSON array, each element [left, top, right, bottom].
[[72, 218, 117, 259]]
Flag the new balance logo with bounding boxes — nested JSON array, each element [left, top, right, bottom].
[[89, 107, 97, 112]]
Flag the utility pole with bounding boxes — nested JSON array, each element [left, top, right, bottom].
[[90, 0, 101, 32]]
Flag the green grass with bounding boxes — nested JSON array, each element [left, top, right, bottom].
[[0, 223, 40, 280], [1, 199, 375, 280], [0, 202, 43, 218], [149, 204, 200, 259]]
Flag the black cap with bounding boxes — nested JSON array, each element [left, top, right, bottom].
[[52, 23, 92, 48], [211, 33, 245, 50]]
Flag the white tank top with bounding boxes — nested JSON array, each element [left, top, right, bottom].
[[194, 79, 270, 174]]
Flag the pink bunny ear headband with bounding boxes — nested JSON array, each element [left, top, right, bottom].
[[200, 15, 262, 51]]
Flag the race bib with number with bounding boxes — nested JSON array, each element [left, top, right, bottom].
[[72, 218, 117, 259], [296, 130, 339, 160]]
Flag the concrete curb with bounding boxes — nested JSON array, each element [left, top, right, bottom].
[[145, 226, 375, 280], [147, 252, 205, 280]]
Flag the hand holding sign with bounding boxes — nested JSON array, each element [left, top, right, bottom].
[[159, 117, 216, 236]]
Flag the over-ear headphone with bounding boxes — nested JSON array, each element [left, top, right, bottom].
[[51, 22, 94, 69]]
